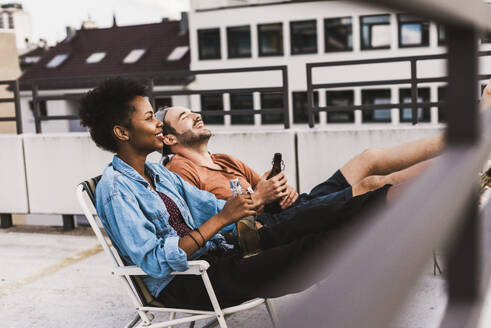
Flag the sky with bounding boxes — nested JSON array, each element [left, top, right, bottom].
[[9, 0, 190, 45]]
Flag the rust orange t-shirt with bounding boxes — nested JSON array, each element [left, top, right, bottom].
[[166, 153, 261, 200]]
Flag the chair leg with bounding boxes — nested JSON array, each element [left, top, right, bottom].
[[124, 313, 141, 328], [167, 312, 175, 328], [265, 299, 280, 328]]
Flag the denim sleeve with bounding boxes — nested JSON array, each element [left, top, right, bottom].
[[102, 191, 189, 277], [170, 170, 226, 214]]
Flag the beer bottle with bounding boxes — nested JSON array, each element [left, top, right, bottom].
[[230, 178, 261, 258], [264, 153, 283, 213]]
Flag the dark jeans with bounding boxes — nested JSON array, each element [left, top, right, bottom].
[[156, 183, 390, 311], [257, 170, 354, 227]]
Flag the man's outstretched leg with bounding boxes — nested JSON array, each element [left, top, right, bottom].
[[341, 134, 444, 189]]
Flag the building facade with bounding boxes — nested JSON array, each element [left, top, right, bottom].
[[187, 0, 491, 130], [0, 3, 32, 52]]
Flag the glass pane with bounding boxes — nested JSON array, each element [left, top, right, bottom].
[[325, 17, 352, 52], [292, 91, 319, 124], [362, 15, 390, 24], [362, 89, 391, 123], [230, 93, 254, 125], [46, 54, 69, 68], [201, 94, 224, 125], [399, 88, 430, 122], [291, 20, 317, 54], [227, 26, 251, 58], [261, 93, 284, 124], [401, 24, 422, 45], [258, 23, 283, 56], [326, 90, 354, 123], [198, 29, 221, 59], [438, 86, 447, 123]]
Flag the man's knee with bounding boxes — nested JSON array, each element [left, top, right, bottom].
[[352, 174, 388, 196], [359, 148, 383, 174]]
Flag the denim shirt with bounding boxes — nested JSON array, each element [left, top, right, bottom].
[[95, 155, 229, 297]]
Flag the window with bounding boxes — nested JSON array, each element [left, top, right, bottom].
[[123, 49, 146, 64], [167, 46, 189, 61], [292, 91, 319, 124], [155, 97, 172, 110], [397, 14, 429, 48], [290, 20, 317, 55], [326, 90, 355, 123], [258, 23, 283, 56], [46, 54, 69, 68], [399, 88, 431, 123], [261, 93, 284, 124], [28, 100, 47, 117], [200, 94, 224, 125], [230, 93, 254, 125], [361, 89, 391, 123], [438, 25, 446, 46], [438, 86, 447, 123], [360, 14, 391, 50], [23, 56, 40, 64], [227, 25, 251, 58], [481, 33, 491, 44], [7, 12, 13, 29], [0, 14, 3, 29], [324, 17, 352, 52], [198, 28, 221, 60], [85, 52, 106, 64]]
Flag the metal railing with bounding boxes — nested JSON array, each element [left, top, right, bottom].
[[282, 0, 491, 327], [28, 65, 290, 133], [0, 80, 22, 134], [306, 51, 491, 128]]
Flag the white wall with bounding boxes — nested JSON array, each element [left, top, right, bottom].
[[297, 125, 444, 192], [0, 135, 28, 213], [208, 130, 297, 188], [22, 133, 113, 215]]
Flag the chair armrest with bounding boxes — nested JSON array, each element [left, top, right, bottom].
[[171, 260, 210, 275], [112, 260, 210, 277]]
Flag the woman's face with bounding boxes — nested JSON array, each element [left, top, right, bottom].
[[125, 96, 164, 153]]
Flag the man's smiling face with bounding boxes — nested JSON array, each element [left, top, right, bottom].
[[162, 107, 212, 147]]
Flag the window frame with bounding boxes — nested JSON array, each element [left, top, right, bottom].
[[361, 89, 392, 123], [398, 87, 431, 123], [397, 14, 430, 48], [227, 25, 252, 59], [257, 22, 284, 57], [200, 93, 224, 125], [324, 17, 353, 53], [359, 14, 391, 50], [290, 19, 318, 55], [325, 90, 355, 124], [292, 91, 319, 124], [198, 28, 221, 60]]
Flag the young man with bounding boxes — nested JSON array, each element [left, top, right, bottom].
[[158, 107, 441, 226]]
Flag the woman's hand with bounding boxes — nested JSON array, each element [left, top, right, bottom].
[[279, 185, 299, 209], [216, 194, 256, 226]]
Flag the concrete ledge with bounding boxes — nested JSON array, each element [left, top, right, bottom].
[[297, 126, 444, 192], [0, 135, 28, 213]]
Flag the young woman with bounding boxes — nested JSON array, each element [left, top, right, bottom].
[[79, 78, 391, 310]]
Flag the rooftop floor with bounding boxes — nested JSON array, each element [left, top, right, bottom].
[[1, 226, 491, 328]]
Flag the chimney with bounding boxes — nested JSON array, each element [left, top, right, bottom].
[[179, 12, 188, 35], [65, 26, 76, 41]]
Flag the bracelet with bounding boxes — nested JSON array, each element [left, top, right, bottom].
[[195, 228, 206, 245], [188, 232, 202, 248]]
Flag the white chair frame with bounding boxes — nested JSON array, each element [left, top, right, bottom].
[[76, 182, 280, 328]]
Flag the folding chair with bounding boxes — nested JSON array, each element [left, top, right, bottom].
[[76, 176, 280, 328]]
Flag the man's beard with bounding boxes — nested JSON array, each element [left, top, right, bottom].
[[176, 128, 212, 147]]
